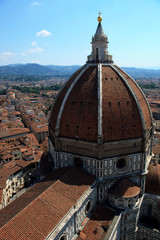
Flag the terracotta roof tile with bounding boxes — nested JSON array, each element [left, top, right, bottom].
[[0, 167, 96, 240], [0, 128, 30, 140], [114, 66, 152, 131], [49, 66, 86, 130], [102, 66, 142, 141], [49, 64, 152, 143], [0, 168, 68, 228], [59, 66, 98, 141], [109, 178, 140, 198]]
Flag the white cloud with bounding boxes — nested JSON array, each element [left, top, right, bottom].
[[32, 2, 41, 6], [36, 29, 52, 37], [22, 47, 44, 56], [0, 52, 15, 60], [31, 41, 37, 46]]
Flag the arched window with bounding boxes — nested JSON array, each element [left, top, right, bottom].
[[147, 204, 152, 216], [85, 200, 91, 214], [96, 48, 99, 61]]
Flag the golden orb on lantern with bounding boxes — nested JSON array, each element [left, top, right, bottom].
[[97, 12, 102, 22]]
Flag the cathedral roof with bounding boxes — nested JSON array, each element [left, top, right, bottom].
[[49, 16, 152, 145], [0, 167, 96, 239], [109, 178, 140, 198], [49, 64, 152, 143]]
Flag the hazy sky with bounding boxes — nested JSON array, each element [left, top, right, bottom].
[[0, 0, 160, 67]]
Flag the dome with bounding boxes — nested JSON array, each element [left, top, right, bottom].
[[49, 64, 152, 142], [49, 16, 152, 159], [109, 178, 140, 198], [108, 178, 140, 209]]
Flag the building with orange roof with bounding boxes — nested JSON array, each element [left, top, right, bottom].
[[0, 127, 30, 140], [0, 156, 40, 209], [30, 123, 48, 143], [19, 102, 48, 142], [0, 131, 42, 209]]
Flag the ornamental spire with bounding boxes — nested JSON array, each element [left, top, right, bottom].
[[87, 14, 113, 64]]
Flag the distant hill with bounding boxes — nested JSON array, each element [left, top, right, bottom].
[[0, 64, 81, 77], [46, 65, 81, 75], [0, 63, 160, 78], [121, 67, 160, 78]]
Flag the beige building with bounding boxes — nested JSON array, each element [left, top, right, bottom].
[[0, 159, 38, 209]]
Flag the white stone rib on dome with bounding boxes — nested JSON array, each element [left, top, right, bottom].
[[55, 65, 89, 132]]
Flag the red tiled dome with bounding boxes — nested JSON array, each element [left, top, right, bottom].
[[109, 178, 140, 198], [49, 19, 152, 148], [49, 64, 152, 143]]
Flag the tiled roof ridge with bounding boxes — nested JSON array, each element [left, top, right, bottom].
[[38, 167, 95, 209], [38, 195, 63, 218]]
